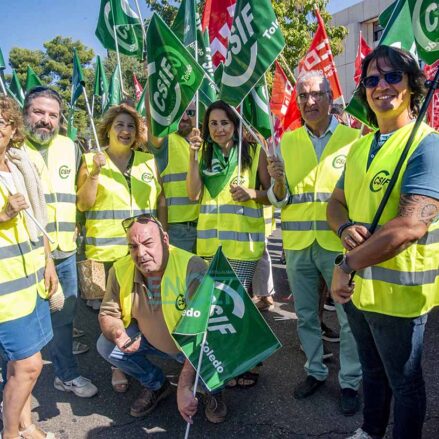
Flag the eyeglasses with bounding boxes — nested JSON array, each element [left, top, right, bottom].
[[0, 119, 12, 130], [122, 213, 164, 233], [185, 109, 196, 117], [362, 71, 404, 88], [297, 91, 329, 103]]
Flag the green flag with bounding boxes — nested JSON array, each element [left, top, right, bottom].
[[136, 82, 147, 117], [171, 0, 197, 47], [93, 55, 109, 97], [243, 81, 271, 139], [7, 70, 25, 107], [95, 0, 144, 59], [197, 28, 217, 115], [146, 13, 205, 137], [219, 0, 285, 106], [71, 49, 85, 106], [0, 47, 5, 71], [25, 66, 43, 92], [67, 107, 78, 141], [408, 0, 439, 64], [105, 64, 122, 111], [173, 247, 282, 392]]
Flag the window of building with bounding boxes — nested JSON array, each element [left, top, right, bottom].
[[373, 21, 383, 42]]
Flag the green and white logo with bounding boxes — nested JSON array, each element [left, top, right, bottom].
[[370, 170, 391, 192], [231, 176, 247, 186], [59, 165, 71, 179], [141, 172, 153, 183], [409, 0, 439, 64], [332, 154, 346, 169]]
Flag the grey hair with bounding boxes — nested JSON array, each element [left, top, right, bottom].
[[296, 71, 332, 96], [23, 86, 63, 116]]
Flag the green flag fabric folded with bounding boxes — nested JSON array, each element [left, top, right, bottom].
[[25, 66, 43, 92], [95, 0, 145, 59], [0, 47, 6, 71], [136, 82, 147, 117], [219, 0, 285, 106], [243, 81, 271, 139], [7, 70, 25, 107], [171, 0, 197, 47], [105, 64, 122, 112], [146, 13, 205, 137], [94, 55, 109, 98], [71, 48, 85, 106], [173, 247, 282, 392]]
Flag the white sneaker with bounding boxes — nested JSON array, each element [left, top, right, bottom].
[[54, 376, 98, 398], [346, 428, 373, 439]]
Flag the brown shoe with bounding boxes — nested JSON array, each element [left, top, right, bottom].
[[253, 296, 275, 312], [204, 391, 227, 423], [130, 380, 173, 417]]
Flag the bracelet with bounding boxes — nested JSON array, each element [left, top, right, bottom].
[[337, 220, 355, 238]]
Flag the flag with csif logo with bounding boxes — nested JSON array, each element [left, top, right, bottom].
[[172, 246, 281, 392]]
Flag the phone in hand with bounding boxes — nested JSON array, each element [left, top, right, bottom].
[[122, 331, 142, 349]]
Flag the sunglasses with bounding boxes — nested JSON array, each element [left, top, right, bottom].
[[185, 109, 196, 117], [362, 71, 404, 88], [122, 213, 164, 233]]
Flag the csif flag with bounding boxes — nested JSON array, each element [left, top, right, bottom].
[[219, 0, 285, 107], [298, 9, 343, 104], [202, 0, 237, 67], [71, 48, 85, 106], [172, 247, 281, 392], [135, 82, 147, 117], [105, 64, 122, 111], [146, 13, 205, 137], [93, 55, 109, 98], [242, 81, 271, 139], [25, 66, 43, 92], [354, 32, 372, 84], [95, 0, 145, 59], [7, 70, 25, 107], [0, 47, 5, 71]]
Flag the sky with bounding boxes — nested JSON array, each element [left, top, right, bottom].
[[0, 0, 361, 74]]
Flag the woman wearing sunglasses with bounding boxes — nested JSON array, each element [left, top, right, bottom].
[[0, 96, 58, 439], [328, 45, 439, 439], [187, 100, 271, 388], [76, 103, 166, 392]]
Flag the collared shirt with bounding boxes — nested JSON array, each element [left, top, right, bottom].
[[268, 116, 339, 207]]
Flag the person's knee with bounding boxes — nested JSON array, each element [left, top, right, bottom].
[[96, 333, 115, 361], [9, 353, 43, 383]]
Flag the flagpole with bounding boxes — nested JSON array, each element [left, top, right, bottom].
[[264, 75, 276, 157], [132, 0, 147, 58], [194, 37, 199, 162], [0, 75, 6, 95], [279, 54, 296, 85], [91, 94, 95, 118], [82, 87, 102, 152], [237, 112, 243, 185], [113, 24, 126, 94]]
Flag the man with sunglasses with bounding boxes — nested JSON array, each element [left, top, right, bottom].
[[267, 70, 362, 414], [22, 86, 98, 398], [146, 100, 199, 252], [97, 214, 227, 423], [328, 45, 439, 439]]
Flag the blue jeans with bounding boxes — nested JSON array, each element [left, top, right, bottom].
[[47, 254, 79, 382], [344, 301, 427, 439], [96, 323, 185, 390]]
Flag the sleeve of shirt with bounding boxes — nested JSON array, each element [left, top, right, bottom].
[[401, 133, 439, 201], [99, 267, 122, 320], [267, 183, 290, 208], [185, 256, 208, 299], [336, 170, 345, 190]]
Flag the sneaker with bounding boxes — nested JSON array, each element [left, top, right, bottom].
[[130, 380, 173, 417], [72, 340, 89, 355], [204, 391, 227, 423], [73, 327, 85, 338], [346, 428, 373, 439], [340, 388, 360, 416], [324, 297, 336, 311], [321, 322, 340, 343], [54, 376, 98, 398], [300, 344, 333, 361]]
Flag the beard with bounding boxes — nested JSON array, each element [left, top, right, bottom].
[[177, 122, 193, 138], [24, 117, 58, 146]]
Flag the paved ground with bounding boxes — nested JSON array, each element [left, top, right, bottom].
[[2, 225, 439, 438]]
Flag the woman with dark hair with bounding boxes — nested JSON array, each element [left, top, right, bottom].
[[328, 45, 439, 439], [77, 103, 166, 392], [0, 96, 57, 438]]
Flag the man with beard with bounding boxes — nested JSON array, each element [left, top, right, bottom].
[[146, 102, 199, 252], [23, 87, 98, 398]]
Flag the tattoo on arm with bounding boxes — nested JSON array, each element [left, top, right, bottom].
[[398, 194, 439, 226]]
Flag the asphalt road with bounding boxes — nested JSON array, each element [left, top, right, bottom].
[[2, 225, 439, 438]]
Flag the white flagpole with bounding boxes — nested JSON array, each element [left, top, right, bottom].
[[263, 75, 276, 157], [132, 0, 147, 57], [0, 75, 7, 95], [82, 87, 102, 152], [91, 94, 95, 118], [113, 24, 126, 94], [237, 113, 243, 185]]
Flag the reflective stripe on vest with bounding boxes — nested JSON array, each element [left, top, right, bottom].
[[25, 136, 77, 252], [114, 246, 193, 330], [345, 122, 439, 317], [161, 133, 199, 223], [281, 124, 360, 251], [84, 150, 161, 262], [197, 145, 265, 261], [0, 184, 47, 323]]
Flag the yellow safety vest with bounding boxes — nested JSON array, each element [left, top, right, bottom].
[[263, 205, 275, 238], [345, 122, 439, 317], [83, 150, 161, 262], [161, 133, 199, 223], [114, 245, 193, 331], [197, 145, 265, 261], [281, 124, 360, 251], [24, 136, 77, 252], [0, 181, 47, 323]]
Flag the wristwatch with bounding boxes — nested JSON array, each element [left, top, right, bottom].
[[334, 254, 353, 274]]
